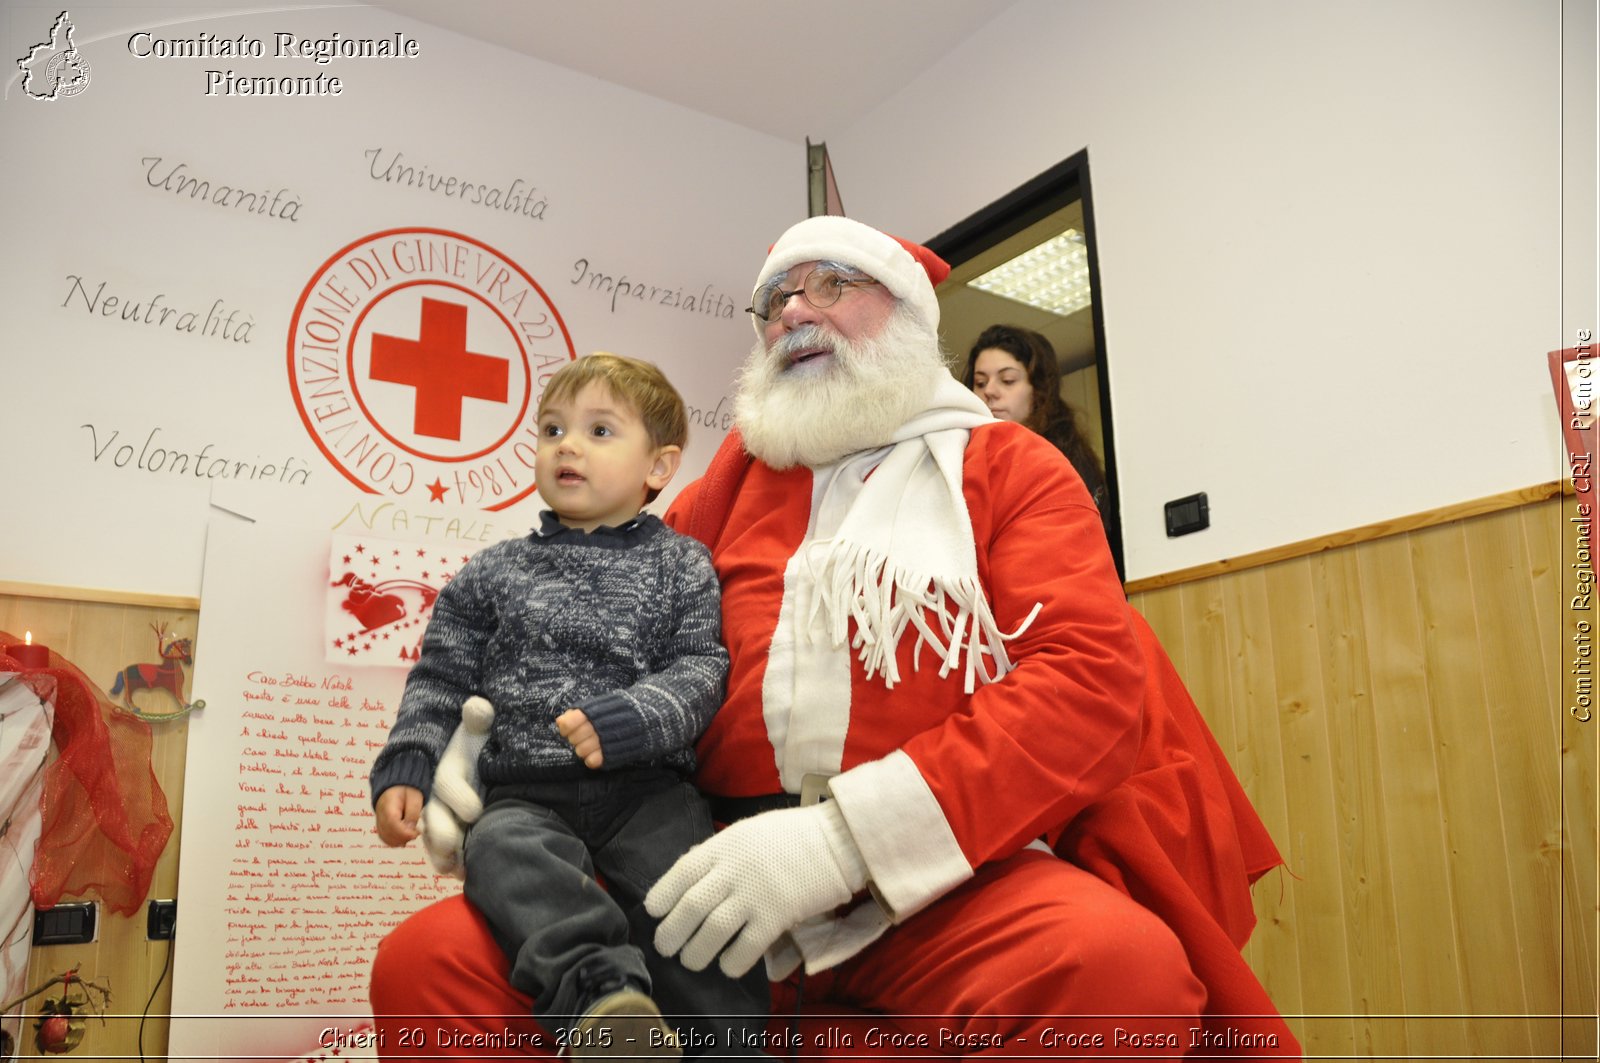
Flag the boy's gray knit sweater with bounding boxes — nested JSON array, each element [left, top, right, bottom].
[[369, 512, 727, 801]]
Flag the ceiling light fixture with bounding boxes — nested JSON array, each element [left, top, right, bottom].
[[966, 229, 1092, 317]]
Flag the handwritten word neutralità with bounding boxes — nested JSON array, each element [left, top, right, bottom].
[[61, 274, 255, 344]]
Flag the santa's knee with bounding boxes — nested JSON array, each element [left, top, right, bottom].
[[1061, 901, 1204, 1013], [372, 900, 456, 1009]]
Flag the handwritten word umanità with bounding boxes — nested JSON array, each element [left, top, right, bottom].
[[570, 258, 738, 318], [61, 275, 255, 344], [82, 424, 311, 484], [364, 148, 547, 220], [142, 157, 302, 221]]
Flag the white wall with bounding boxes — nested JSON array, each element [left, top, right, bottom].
[[4, 2, 1588, 591], [0, 2, 794, 597], [827, 0, 1585, 581]]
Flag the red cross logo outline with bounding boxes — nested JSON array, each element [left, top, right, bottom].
[[290, 227, 575, 511]]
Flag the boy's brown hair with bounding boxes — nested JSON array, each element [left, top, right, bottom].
[[537, 353, 689, 501]]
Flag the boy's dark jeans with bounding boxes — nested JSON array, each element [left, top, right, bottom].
[[465, 767, 769, 1057]]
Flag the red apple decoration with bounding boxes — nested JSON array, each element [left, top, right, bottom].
[[36, 1015, 71, 1052], [34, 1000, 85, 1054]]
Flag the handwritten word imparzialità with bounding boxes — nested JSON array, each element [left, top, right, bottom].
[[570, 258, 738, 318]]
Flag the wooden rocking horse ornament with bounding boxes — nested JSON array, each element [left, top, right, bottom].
[[110, 623, 205, 721]]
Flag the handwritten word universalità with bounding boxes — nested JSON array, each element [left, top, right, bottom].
[[142, 157, 302, 222], [363, 148, 547, 220], [570, 258, 739, 318], [82, 424, 312, 485], [61, 275, 255, 344]]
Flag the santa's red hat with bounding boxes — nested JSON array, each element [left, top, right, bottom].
[[753, 216, 949, 337]]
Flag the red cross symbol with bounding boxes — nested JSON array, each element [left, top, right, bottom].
[[369, 297, 508, 441]]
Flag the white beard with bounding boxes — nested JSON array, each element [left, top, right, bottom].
[[734, 308, 946, 469]]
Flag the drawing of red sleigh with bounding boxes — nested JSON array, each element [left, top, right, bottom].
[[331, 572, 441, 633]]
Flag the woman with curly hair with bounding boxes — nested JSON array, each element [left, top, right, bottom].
[[962, 324, 1110, 528]]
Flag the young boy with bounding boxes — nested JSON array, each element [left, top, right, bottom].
[[370, 354, 767, 1060]]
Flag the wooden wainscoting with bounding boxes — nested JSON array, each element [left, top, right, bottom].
[[2, 588, 197, 1061], [1131, 492, 1596, 1059], [1, 488, 1591, 1060]]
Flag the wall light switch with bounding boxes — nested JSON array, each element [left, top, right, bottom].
[[33, 902, 98, 945]]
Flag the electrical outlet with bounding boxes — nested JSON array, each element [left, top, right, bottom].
[[147, 899, 177, 940], [1164, 492, 1210, 537], [33, 902, 98, 945]]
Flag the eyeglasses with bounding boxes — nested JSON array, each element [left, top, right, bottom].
[[746, 265, 879, 323]]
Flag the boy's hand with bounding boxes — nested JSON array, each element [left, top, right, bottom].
[[374, 785, 424, 846], [555, 708, 604, 769]]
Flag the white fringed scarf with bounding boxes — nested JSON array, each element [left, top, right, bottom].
[[796, 375, 1042, 693]]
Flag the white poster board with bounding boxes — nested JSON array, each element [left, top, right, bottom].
[[169, 492, 521, 1061]]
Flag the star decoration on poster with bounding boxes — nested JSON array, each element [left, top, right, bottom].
[[324, 534, 465, 667]]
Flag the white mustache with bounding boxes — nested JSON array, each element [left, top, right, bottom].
[[769, 324, 840, 363]]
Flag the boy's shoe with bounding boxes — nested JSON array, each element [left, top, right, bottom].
[[570, 987, 681, 1060]]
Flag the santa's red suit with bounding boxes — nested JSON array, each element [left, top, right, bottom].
[[369, 419, 1300, 1059]]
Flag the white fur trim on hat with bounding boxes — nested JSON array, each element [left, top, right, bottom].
[[753, 216, 940, 338]]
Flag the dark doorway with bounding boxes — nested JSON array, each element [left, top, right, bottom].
[[924, 150, 1123, 579]]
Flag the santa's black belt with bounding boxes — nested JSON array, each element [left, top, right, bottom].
[[709, 792, 802, 823], [709, 774, 833, 824]]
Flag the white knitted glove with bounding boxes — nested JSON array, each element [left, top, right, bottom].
[[419, 696, 494, 879], [644, 800, 868, 978]]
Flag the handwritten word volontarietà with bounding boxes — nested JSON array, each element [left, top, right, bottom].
[[364, 148, 548, 220], [61, 274, 255, 344], [142, 157, 302, 222], [570, 258, 738, 318], [81, 424, 312, 485]]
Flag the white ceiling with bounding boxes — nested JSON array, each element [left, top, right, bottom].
[[365, 0, 1020, 142], [365, 1, 1097, 377]]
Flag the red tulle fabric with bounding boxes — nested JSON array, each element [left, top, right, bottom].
[[2, 632, 173, 917]]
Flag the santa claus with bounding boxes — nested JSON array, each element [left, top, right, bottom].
[[369, 216, 1299, 1059]]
